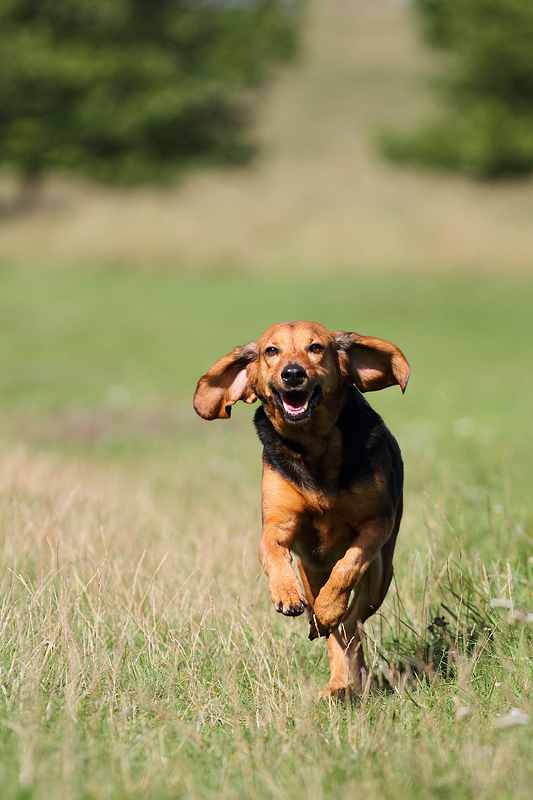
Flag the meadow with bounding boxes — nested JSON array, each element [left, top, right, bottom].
[[1, 0, 533, 796], [0, 266, 532, 799]]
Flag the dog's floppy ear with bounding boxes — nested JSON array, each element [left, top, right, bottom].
[[194, 342, 259, 420], [334, 332, 410, 393]]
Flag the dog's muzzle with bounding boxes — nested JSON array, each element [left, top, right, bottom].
[[271, 384, 323, 423]]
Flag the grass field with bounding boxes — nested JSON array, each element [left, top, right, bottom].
[[0, 266, 532, 799], [1, 1, 532, 797]]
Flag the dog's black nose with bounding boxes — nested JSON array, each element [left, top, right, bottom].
[[281, 364, 307, 387]]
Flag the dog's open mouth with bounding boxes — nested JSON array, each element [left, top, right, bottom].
[[272, 386, 323, 423]]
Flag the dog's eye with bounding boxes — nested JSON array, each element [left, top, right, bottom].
[[309, 343, 324, 354], [265, 346, 279, 356]]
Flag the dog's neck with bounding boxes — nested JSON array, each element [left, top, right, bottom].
[[262, 387, 349, 461]]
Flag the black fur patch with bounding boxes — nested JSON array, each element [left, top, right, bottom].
[[254, 407, 316, 491], [253, 386, 403, 501]]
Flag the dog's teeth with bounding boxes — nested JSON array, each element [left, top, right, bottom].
[[282, 399, 309, 415]]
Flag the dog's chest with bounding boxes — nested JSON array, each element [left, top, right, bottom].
[[254, 394, 379, 497], [292, 480, 381, 570]]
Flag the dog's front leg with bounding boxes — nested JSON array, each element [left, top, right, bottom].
[[258, 519, 308, 616], [258, 464, 308, 617], [309, 520, 392, 639]]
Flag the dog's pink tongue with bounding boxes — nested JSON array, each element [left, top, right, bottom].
[[283, 391, 309, 411]]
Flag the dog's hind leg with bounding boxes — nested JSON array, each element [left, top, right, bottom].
[[318, 552, 391, 702], [298, 558, 365, 700]]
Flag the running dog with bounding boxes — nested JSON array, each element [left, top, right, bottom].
[[194, 321, 409, 699]]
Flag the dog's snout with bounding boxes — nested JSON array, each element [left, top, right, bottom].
[[281, 364, 307, 387]]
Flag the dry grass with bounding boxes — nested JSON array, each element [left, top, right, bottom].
[[1, 0, 533, 273], [1, 435, 532, 799]]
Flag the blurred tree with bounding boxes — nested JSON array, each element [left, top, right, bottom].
[[0, 0, 301, 203], [379, 0, 533, 178]]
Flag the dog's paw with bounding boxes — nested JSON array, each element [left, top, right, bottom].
[[275, 597, 308, 617], [317, 683, 359, 703], [317, 684, 346, 702], [271, 583, 308, 616], [308, 613, 332, 640], [308, 593, 348, 639]]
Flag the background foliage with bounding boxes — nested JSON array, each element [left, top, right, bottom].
[[380, 0, 533, 178], [0, 0, 301, 185]]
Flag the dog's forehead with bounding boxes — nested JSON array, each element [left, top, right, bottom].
[[258, 321, 332, 347]]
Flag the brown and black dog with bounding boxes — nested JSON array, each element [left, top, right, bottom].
[[194, 321, 409, 700]]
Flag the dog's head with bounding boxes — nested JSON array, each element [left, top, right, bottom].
[[193, 321, 409, 431]]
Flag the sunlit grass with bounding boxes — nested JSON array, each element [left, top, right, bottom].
[[0, 438, 532, 800], [0, 266, 532, 798]]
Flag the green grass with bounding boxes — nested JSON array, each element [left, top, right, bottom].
[[1, 266, 532, 420], [0, 266, 532, 799]]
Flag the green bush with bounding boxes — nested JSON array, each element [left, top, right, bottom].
[[379, 0, 533, 178], [0, 0, 301, 186]]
